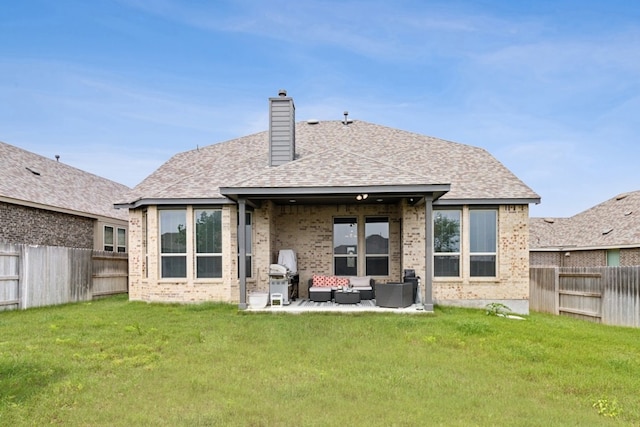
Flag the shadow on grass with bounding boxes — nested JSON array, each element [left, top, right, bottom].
[[0, 360, 66, 406]]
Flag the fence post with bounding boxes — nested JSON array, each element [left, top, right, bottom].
[[554, 267, 560, 315]]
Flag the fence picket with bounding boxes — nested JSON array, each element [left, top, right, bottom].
[[0, 243, 128, 310], [531, 266, 640, 328]]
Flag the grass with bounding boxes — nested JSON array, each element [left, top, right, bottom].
[[1, 296, 639, 426]]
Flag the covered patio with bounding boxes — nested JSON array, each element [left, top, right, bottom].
[[245, 297, 430, 314], [220, 185, 451, 313]]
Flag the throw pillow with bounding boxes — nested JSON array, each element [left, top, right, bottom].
[[349, 276, 371, 287]]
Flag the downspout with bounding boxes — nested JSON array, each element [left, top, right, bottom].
[[424, 194, 434, 311], [238, 198, 248, 309]]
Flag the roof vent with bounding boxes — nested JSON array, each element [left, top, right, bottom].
[[307, 119, 319, 125], [342, 111, 353, 125], [616, 193, 628, 201], [624, 211, 633, 216], [26, 167, 40, 176], [602, 228, 613, 235], [543, 218, 555, 224]]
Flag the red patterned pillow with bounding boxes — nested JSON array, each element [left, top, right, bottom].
[[312, 275, 328, 287], [336, 277, 349, 287], [326, 276, 338, 287]]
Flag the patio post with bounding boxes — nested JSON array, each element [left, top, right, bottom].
[[238, 198, 248, 309], [424, 194, 434, 311]]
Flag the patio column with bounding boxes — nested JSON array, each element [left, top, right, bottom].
[[424, 194, 434, 311], [238, 198, 247, 309]]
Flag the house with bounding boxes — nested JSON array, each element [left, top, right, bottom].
[[0, 141, 130, 251], [530, 191, 640, 267], [116, 91, 540, 313]]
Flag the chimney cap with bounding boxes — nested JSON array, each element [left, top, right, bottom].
[[278, 89, 287, 97]]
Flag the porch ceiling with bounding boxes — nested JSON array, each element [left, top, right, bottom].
[[219, 184, 451, 206]]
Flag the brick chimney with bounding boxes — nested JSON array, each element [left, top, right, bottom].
[[269, 89, 295, 166]]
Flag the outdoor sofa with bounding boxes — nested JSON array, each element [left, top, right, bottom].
[[307, 275, 375, 302]]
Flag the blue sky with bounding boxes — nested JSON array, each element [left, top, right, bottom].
[[1, 0, 638, 217]]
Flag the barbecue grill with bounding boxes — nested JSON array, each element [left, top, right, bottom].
[[267, 250, 299, 305]]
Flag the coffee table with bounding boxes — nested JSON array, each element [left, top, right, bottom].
[[334, 289, 360, 304]]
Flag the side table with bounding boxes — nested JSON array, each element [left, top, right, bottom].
[[334, 290, 361, 304]]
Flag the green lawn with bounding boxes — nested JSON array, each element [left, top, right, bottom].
[[1, 295, 638, 426]]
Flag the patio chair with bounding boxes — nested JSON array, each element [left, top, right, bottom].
[[375, 282, 413, 308]]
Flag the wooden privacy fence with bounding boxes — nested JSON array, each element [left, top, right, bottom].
[[530, 266, 640, 328], [0, 242, 128, 311]]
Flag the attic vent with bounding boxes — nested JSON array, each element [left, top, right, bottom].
[[307, 119, 319, 125], [624, 211, 633, 216], [543, 218, 555, 224], [602, 228, 613, 235], [616, 193, 629, 201], [26, 167, 40, 176]]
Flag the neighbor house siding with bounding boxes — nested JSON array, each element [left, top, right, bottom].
[[0, 201, 94, 249], [621, 248, 640, 266], [530, 251, 563, 267], [531, 248, 640, 267]]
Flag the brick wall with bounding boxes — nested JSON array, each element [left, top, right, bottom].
[[0, 201, 94, 249], [530, 251, 562, 266], [128, 205, 241, 303], [128, 202, 532, 307], [431, 204, 530, 309], [532, 248, 640, 267], [621, 248, 640, 266], [273, 203, 403, 298]]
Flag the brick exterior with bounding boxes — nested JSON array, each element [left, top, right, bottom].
[[128, 202, 531, 310], [621, 248, 640, 266], [429, 204, 530, 310], [531, 248, 640, 267], [128, 205, 239, 303], [0, 201, 94, 249], [272, 202, 403, 298], [530, 251, 563, 267]]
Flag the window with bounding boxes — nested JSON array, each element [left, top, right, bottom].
[[365, 217, 389, 276], [237, 212, 252, 278], [117, 228, 126, 253], [334, 217, 357, 276], [607, 249, 620, 266], [434, 210, 461, 277], [195, 209, 222, 278], [160, 209, 187, 278], [469, 210, 497, 277], [104, 226, 114, 251], [104, 226, 126, 252]]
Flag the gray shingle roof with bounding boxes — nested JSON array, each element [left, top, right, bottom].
[[121, 120, 539, 204], [530, 190, 640, 249], [0, 141, 130, 221]]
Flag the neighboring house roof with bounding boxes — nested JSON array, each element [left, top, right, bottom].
[[119, 120, 539, 207], [0, 141, 130, 221], [530, 190, 640, 250]]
